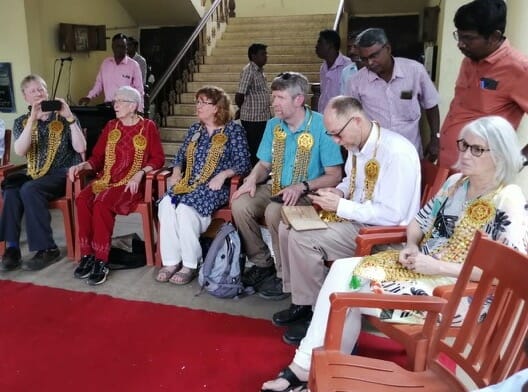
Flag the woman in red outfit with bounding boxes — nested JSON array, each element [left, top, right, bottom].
[[68, 86, 165, 285]]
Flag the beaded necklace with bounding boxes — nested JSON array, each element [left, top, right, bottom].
[[92, 118, 147, 194], [24, 113, 64, 179], [271, 106, 314, 195], [320, 122, 381, 222], [171, 125, 228, 194]]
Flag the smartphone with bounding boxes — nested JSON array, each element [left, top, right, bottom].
[[270, 195, 284, 203], [41, 100, 62, 112]]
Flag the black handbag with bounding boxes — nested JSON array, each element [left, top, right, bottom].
[[1, 172, 31, 190]]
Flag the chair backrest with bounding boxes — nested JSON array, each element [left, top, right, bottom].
[[420, 159, 449, 207], [1, 129, 11, 165], [428, 231, 528, 389]]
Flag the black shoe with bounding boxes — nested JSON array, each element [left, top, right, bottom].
[[21, 247, 61, 271], [272, 304, 313, 327], [283, 319, 311, 346], [257, 277, 290, 300], [0, 247, 22, 271], [242, 264, 275, 288], [87, 260, 109, 286], [74, 255, 95, 279]]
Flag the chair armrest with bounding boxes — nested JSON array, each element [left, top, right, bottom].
[[73, 168, 96, 194], [432, 282, 480, 298], [355, 231, 407, 256], [324, 292, 447, 351], [359, 226, 407, 235], [144, 168, 164, 202], [156, 168, 172, 199], [228, 175, 241, 208]]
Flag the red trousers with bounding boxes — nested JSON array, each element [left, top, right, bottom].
[[76, 183, 142, 261]]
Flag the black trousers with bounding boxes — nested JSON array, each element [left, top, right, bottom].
[[241, 120, 267, 166], [0, 169, 67, 252]]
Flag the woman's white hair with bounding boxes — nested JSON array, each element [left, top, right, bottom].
[[455, 115, 523, 184], [114, 86, 141, 108]]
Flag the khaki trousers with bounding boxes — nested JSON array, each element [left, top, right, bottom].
[[279, 220, 365, 306]]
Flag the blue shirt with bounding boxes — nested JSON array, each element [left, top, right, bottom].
[[168, 120, 251, 216], [257, 108, 343, 187]]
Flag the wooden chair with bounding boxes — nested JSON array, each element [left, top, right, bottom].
[[153, 169, 241, 266], [309, 231, 528, 391], [72, 169, 162, 266]]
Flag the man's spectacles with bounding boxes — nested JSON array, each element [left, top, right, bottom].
[[359, 44, 387, 63], [452, 31, 482, 44], [112, 99, 135, 105], [195, 100, 214, 106], [456, 138, 490, 157], [325, 116, 354, 138]]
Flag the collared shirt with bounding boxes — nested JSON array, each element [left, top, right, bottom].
[[318, 53, 353, 113], [168, 120, 251, 216], [257, 108, 343, 187], [345, 57, 439, 155], [87, 55, 144, 111], [335, 124, 421, 225], [13, 113, 83, 172], [237, 61, 271, 122], [439, 39, 528, 167], [133, 53, 147, 85]]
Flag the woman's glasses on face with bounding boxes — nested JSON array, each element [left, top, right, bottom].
[[112, 99, 135, 105], [456, 138, 490, 157], [195, 99, 214, 106]]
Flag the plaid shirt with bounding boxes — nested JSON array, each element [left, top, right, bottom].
[[237, 61, 271, 122]]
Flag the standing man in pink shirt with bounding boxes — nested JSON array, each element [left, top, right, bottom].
[[79, 33, 144, 112], [439, 0, 528, 168], [345, 28, 440, 160]]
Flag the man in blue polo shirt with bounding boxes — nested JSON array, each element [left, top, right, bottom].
[[232, 71, 343, 299]]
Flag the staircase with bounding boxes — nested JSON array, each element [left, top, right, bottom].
[[159, 14, 334, 160]]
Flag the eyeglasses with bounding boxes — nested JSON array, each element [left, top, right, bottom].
[[452, 31, 482, 44], [456, 139, 490, 157], [359, 44, 387, 63], [195, 100, 214, 106], [325, 116, 354, 138], [112, 99, 135, 105]]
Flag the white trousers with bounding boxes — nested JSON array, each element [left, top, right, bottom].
[[294, 257, 365, 370], [158, 196, 211, 269]]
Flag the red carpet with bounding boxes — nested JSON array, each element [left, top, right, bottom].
[[0, 281, 441, 392]]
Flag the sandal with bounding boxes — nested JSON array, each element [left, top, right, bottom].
[[261, 367, 307, 392], [156, 265, 180, 282], [169, 267, 197, 285]]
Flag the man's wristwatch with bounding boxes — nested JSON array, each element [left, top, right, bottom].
[[65, 116, 76, 125], [302, 181, 310, 194]]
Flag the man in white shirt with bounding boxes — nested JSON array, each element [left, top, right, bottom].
[[268, 96, 421, 344], [126, 36, 147, 86]]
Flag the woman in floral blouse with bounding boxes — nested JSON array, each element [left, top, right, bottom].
[[262, 115, 528, 392], [156, 86, 251, 285]]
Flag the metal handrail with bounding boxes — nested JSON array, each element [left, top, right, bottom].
[[333, 0, 345, 31], [149, 0, 224, 103]]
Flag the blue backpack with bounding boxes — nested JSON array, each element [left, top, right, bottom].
[[198, 222, 252, 298]]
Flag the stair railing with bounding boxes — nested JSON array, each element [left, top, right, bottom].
[[147, 0, 235, 125]]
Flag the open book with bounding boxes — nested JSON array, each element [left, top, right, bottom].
[[281, 205, 328, 231]]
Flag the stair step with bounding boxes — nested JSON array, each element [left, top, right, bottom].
[[162, 142, 183, 157], [213, 46, 316, 56], [199, 63, 320, 74], [204, 54, 320, 65], [217, 36, 318, 47], [221, 30, 321, 41], [192, 71, 320, 84], [159, 127, 187, 141], [166, 115, 199, 128], [229, 15, 334, 25]]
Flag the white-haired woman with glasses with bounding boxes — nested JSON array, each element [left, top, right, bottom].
[[155, 85, 251, 285], [262, 115, 528, 392], [68, 86, 165, 285]]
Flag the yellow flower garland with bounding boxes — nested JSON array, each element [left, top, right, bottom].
[[92, 119, 147, 194]]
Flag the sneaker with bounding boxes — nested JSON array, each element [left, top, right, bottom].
[[21, 247, 61, 271], [87, 260, 109, 286], [257, 277, 290, 300], [242, 264, 276, 288], [74, 255, 95, 279], [0, 247, 22, 271], [283, 319, 311, 346]]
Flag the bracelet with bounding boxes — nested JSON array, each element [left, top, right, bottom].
[[65, 116, 76, 125]]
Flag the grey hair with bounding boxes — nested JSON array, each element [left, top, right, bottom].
[[20, 74, 47, 92], [355, 28, 389, 48], [455, 116, 524, 184], [271, 72, 309, 101], [114, 86, 141, 109], [327, 95, 364, 118]]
